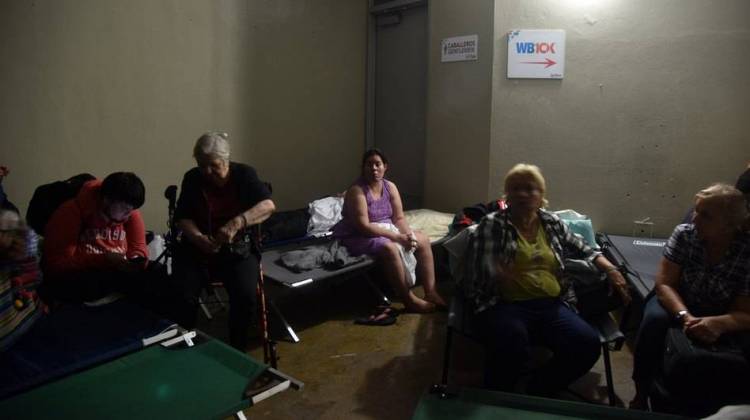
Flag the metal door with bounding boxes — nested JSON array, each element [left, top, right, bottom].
[[368, 1, 427, 209]]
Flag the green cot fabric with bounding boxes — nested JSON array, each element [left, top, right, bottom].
[[0, 339, 267, 420], [412, 388, 693, 420]]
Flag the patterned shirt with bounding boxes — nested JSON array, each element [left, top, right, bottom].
[[1, 228, 43, 351], [464, 208, 600, 313], [664, 224, 750, 316]]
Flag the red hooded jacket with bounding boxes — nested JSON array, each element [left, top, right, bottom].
[[43, 179, 147, 277]]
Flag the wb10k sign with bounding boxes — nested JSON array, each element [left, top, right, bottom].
[[507, 29, 565, 79]]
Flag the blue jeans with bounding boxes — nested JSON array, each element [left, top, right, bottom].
[[632, 294, 672, 389], [476, 298, 601, 396]]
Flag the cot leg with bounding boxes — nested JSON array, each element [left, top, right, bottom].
[[212, 286, 226, 310], [269, 300, 300, 343], [364, 273, 390, 306], [198, 296, 213, 320]]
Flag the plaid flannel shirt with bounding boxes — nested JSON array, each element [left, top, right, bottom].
[[463, 208, 600, 314], [665, 224, 750, 316]]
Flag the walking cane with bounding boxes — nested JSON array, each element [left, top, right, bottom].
[[256, 227, 278, 368]]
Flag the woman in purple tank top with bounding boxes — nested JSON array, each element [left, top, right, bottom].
[[333, 149, 445, 313]]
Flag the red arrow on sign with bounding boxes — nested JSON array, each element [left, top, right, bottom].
[[521, 58, 556, 68]]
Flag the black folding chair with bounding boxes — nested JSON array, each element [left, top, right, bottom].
[[162, 184, 278, 368], [441, 289, 625, 406]]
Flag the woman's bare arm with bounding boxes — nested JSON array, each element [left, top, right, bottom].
[[655, 257, 690, 319], [345, 184, 407, 245]]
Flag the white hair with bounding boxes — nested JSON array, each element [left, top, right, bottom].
[[193, 131, 230, 161], [0, 210, 21, 231], [695, 183, 749, 232]]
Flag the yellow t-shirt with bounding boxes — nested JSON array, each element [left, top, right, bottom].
[[498, 225, 561, 302]]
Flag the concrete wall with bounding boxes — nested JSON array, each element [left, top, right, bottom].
[[424, 0, 494, 213], [248, 1, 367, 209], [491, 0, 750, 237], [0, 0, 366, 230]]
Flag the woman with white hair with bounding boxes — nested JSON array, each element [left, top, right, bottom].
[[630, 183, 750, 410], [172, 131, 275, 350], [465, 163, 630, 396]]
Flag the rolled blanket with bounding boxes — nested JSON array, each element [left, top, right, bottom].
[[372, 222, 417, 287]]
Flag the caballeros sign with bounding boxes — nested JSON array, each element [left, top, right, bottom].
[[507, 29, 566, 79], [441, 34, 479, 62]]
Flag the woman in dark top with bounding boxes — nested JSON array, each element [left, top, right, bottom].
[[172, 131, 275, 350]]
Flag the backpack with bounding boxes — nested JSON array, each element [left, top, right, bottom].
[[26, 173, 96, 236], [450, 199, 507, 234], [654, 326, 750, 416], [260, 208, 310, 247]]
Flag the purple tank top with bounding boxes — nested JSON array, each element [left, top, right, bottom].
[[359, 178, 393, 224], [332, 178, 393, 240]]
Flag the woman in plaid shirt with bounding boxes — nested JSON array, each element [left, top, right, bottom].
[[630, 183, 750, 410], [464, 164, 630, 396]]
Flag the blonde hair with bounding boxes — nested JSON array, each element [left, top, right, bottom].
[[503, 163, 549, 208], [193, 131, 230, 161], [695, 183, 749, 232]]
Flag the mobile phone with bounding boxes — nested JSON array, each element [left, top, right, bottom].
[[128, 256, 146, 264]]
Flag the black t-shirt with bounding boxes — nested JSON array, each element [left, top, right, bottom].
[[174, 162, 271, 236]]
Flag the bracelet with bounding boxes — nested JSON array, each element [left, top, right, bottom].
[[240, 214, 249, 229], [675, 310, 689, 322], [605, 267, 619, 274]]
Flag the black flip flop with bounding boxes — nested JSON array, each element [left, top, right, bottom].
[[354, 306, 400, 326]]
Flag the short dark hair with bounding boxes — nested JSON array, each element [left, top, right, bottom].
[[361, 148, 388, 167], [101, 172, 145, 209]]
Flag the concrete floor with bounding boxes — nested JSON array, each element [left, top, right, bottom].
[[199, 275, 639, 420]]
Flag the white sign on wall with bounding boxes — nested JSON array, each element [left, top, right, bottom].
[[441, 34, 478, 62], [507, 30, 565, 79]]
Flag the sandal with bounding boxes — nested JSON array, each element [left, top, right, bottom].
[[354, 305, 400, 326]]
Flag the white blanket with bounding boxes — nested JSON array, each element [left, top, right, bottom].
[[374, 222, 417, 287]]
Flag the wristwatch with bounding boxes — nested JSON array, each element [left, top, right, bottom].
[[675, 310, 688, 321]]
